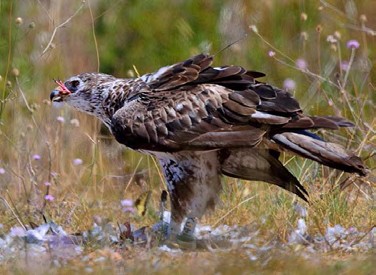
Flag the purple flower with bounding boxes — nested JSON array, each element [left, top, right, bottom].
[[283, 78, 296, 91], [0, 168, 5, 175], [346, 40, 360, 49], [268, 51, 276, 57], [295, 58, 307, 70], [73, 158, 83, 166], [341, 61, 350, 71], [347, 227, 358, 234], [44, 181, 51, 186], [121, 199, 134, 207], [32, 154, 41, 161], [56, 116, 65, 123], [44, 194, 55, 201], [121, 199, 135, 213]]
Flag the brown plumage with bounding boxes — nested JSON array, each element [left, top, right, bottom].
[[50, 54, 368, 236]]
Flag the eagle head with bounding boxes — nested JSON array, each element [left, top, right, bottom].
[[50, 73, 117, 118]]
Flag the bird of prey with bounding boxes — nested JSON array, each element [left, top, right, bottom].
[[50, 54, 367, 240]]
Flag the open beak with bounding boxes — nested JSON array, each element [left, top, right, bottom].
[[50, 80, 71, 102]]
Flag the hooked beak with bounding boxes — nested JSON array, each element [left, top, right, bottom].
[[50, 80, 71, 102]]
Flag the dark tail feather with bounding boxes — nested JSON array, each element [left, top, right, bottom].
[[272, 132, 368, 176], [220, 149, 309, 202], [282, 116, 355, 130]]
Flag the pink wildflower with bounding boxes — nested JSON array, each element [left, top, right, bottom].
[[44, 194, 55, 201], [283, 78, 296, 91], [268, 51, 276, 57], [346, 40, 359, 49], [44, 181, 52, 186], [295, 58, 307, 70], [56, 116, 65, 123], [341, 61, 350, 71], [32, 154, 41, 161], [121, 199, 135, 213]]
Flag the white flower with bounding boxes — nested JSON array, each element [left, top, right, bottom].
[[70, 118, 80, 127], [326, 35, 337, 44], [249, 25, 258, 33], [73, 158, 83, 166], [56, 116, 65, 123]]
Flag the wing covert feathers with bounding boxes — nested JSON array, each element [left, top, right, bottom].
[[110, 53, 367, 183]]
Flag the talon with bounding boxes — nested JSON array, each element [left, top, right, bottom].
[[176, 217, 197, 250]]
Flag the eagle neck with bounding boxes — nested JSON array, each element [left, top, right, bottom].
[[100, 79, 133, 125]]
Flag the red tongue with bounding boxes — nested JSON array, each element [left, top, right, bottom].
[[55, 80, 71, 94]]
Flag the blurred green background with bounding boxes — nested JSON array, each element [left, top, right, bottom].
[[2, 0, 375, 107]]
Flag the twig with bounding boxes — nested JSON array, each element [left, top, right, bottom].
[[341, 48, 356, 89], [319, 0, 348, 19], [1, 194, 26, 230], [88, 0, 100, 71], [40, 143, 53, 213], [250, 24, 342, 90], [150, 156, 167, 189], [349, 225, 376, 247], [313, 215, 333, 250], [272, 56, 341, 89], [123, 157, 144, 195], [36, 0, 53, 22], [212, 195, 257, 227], [15, 77, 33, 113], [250, 26, 295, 64], [41, 1, 85, 56]]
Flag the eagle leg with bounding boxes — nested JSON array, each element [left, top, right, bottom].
[[156, 151, 222, 246]]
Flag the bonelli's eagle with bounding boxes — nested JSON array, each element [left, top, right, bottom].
[[50, 54, 367, 239]]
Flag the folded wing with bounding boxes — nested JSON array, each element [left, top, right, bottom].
[[111, 54, 367, 176]]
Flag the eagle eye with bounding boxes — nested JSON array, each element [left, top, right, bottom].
[[71, 80, 80, 88], [65, 80, 80, 92]]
